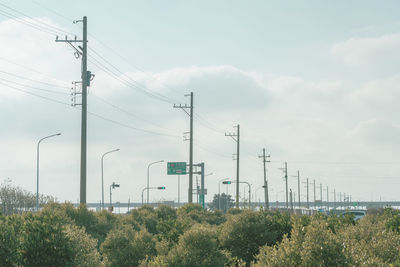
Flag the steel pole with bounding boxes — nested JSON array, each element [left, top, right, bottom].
[[147, 160, 163, 204], [36, 133, 61, 211], [101, 149, 119, 210]]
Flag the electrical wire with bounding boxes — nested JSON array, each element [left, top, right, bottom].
[[0, 57, 71, 85], [36, 0, 187, 101], [0, 76, 69, 95], [88, 48, 179, 104], [86, 110, 180, 138], [0, 8, 59, 36], [90, 93, 180, 134], [88, 55, 174, 104], [0, 80, 180, 138], [0, 69, 70, 89], [0, 2, 74, 35], [0, 80, 70, 106]]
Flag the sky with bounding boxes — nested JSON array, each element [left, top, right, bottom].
[[0, 0, 400, 206]]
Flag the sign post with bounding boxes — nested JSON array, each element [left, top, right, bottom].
[[167, 162, 187, 175]]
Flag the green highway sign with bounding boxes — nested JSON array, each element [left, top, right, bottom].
[[167, 162, 187, 175]]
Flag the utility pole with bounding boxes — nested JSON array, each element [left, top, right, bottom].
[[290, 189, 293, 212], [320, 183, 323, 209], [258, 148, 270, 209], [297, 171, 300, 208], [313, 179, 316, 208], [200, 163, 205, 208], [344, 193, 346, 208], [225, 125, 240, 208], [285, 162, 288, 210], [326, 186, 329, 211], [302, 178, 309, 209], [293, 191, 296, 207], [174, 92, 194, 203], [333, 189, 336, 209], [56, 16, 91, 204]]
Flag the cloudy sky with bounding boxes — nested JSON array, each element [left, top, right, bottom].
[[1, 0, 400, 206]]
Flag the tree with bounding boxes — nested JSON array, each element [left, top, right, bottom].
[[129, 206, 158, 234], [339, 214, 400, 265], [209, 193, 234, 212], [101, 225, 156, 267], [254, 218, 349, 267], [62, 224, 102, 267], [0, 214, 22, 266], [219, 210, 291, 266], [144, 224, 228, 267], [19, 212, 101, 266], [0, 180, 54, 215], [41, 202, 120, 247]]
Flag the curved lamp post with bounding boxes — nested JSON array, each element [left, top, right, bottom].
[[223, 180, 251, 209], [36, 133, 61, 211], [101, 149, 120, 209], [276, 190, 284, 208], [255, 186, 264, 208], [142, 186, 166, 206], [147, 160, 164, 204], [218, 178, 230, 210], [109, 182, 120, 209]]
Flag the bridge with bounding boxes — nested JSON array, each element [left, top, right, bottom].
[[74, 201, 399, 211]]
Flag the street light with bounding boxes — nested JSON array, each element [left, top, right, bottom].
[[101, 148, 120, 210], [218, 178, 230, 210], [142, 186, 166, 206], [36, 133, 61, 211], [147, 160, 164, 204], [109, 182, 120, 209], [223, 180, 251, 209], [255, 186, 264, 208], [197, 172, 213, 204], [276, 190, 284, 209]]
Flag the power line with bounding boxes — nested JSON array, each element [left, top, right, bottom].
[[88, 35, 186, 99], [87, 52, 177, 105], [0, 80, 180, 138], [0, 80, 69, 106], [193, 112, 226, 134], [86, 110, 180, 138], [0, 57, 70, 85], [0, 8, 59, 35], [271, 160, 400, 165], [0, 3, 74, 35], [194, 142, 231, 159], [0, 69, 70, 89], [32, 0, 73, 23], [0, 76, 69, 95], [90, 93, 179, 134]]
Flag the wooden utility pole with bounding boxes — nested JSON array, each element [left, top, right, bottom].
[[258, 148, 270, 209], [56, 16, 90, 204]]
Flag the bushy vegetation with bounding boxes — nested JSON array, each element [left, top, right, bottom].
[[0, 180, 54, 215], [1, 201, 400, 266]]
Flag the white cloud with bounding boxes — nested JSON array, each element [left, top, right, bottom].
[[0, 17, 78, 99], [1, 15, 400, 204], [347, 118, 400, 148], [331, 33, 400, 66]]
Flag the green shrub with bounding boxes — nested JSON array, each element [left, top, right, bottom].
[[254, 218, 350, 266], [101, 225, 156, 267], [19, 212, 101, 266], [129, 206, 158, 234], [219, 210, 291, 265], [145, 224, 228, 267], [0, 215, 22, 266], [339, 215, 400, 265]]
